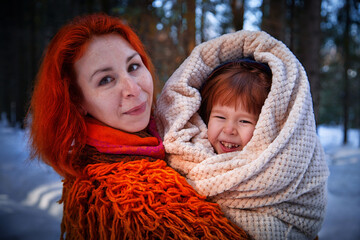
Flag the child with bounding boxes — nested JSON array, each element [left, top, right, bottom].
[[156, 30, 329, 240], [199, 58, 272, 155]]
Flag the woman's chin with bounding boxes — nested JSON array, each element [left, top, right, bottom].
[[124, 118, 151, 133]]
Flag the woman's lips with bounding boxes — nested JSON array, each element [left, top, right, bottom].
[[123, 102, 147, 115]]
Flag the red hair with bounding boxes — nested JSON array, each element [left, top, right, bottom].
[[199, 59, 272, 124], [27, 13, 158, 177]]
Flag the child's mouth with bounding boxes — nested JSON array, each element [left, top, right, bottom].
[[220, 141, 240, 148], [220, 141, 240, 152]]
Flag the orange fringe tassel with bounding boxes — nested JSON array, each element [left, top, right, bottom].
[[60, 159, 249, 239]]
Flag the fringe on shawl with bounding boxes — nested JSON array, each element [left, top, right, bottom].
[[60, 159, 248, 240]]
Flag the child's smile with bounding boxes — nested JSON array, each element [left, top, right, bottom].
[[207, 103, 258, 154]]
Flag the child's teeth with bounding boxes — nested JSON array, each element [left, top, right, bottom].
[[221, 141, 239, 149]]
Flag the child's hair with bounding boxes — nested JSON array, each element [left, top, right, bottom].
[[199, 58, 272, 124], [27, 13, 157, 177]]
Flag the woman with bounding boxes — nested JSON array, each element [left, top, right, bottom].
[[27, 13, 248, 239], [156, 30, 329, 240]]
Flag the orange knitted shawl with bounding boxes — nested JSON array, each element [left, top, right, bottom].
[[60, 117, 248, 239]]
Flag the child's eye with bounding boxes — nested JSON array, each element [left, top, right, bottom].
[[240, 120, 252, 124], [98, 76, 114, 86], [215, 116, 226, 119], [128, 63, 140, 72]]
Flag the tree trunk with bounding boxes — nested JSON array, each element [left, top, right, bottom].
[[298, 0, 322, 125], [261, 0, 286, 42], [100, 0, 111, 13], [288, 0, 296, 50], [184, 0, 196, 56], [231, 0, 244, 31], [200, 0, 206, 42], [342, 0, 351, 144]]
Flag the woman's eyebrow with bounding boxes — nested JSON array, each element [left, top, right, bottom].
[[90, 52, 139, 81], [90, 67, 113, 81], [90, 53, 139, 81], [127, 52, 139, 63]]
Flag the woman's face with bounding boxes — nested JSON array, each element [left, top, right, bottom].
[[75, 34, 153, 132]]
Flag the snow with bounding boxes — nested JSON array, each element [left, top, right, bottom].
[[0, 116, 359, 239], [318, 125, 359, 151], [0, 118, 62, 240], [316, 127, 360, 240]]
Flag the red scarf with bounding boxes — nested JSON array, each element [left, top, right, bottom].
[[60, 117, 249, 240], [85, 116, 165, 160]]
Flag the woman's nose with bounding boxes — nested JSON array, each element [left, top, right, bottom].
[[122, 76, 141, 98]]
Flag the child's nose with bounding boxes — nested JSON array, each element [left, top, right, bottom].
[[223, 122, 237, 135]]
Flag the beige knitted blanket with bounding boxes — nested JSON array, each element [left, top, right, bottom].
[[155, 30, 329, 240]]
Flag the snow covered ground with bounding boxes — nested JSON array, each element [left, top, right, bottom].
[[0, 118, 359, 239], [0, 120, 62, 240], [317, 126, 360, 240]]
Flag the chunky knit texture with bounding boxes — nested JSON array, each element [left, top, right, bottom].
[[155, 30, 329, 240], [60, 117, 249, 239]]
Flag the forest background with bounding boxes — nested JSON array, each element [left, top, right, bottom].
[[0, 0, 359, 145]]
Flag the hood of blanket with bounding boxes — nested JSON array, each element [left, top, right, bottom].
[[155, 30, 329, 200]]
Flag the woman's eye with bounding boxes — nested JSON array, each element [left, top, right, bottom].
[[128, 63, 140, 72], [98, 76, 114, 86]]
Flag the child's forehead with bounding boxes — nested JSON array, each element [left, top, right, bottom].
[[212, 90, 246, 106], [212, 100, 242, 110], [211, 90, 260, 116], [211, 102, 258, 118]]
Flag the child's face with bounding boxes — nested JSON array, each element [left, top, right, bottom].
[[207, 101, 258, 154]]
